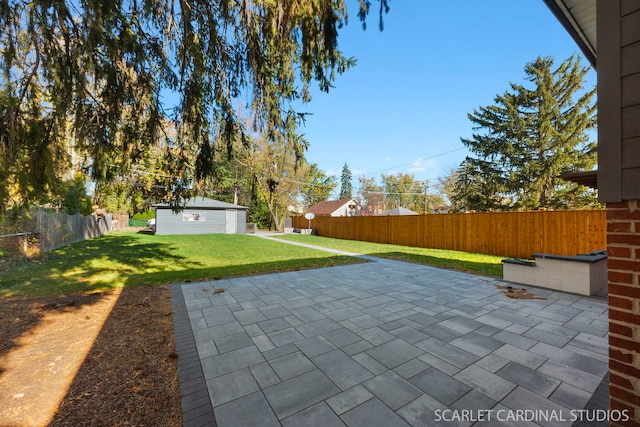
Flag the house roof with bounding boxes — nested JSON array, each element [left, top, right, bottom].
[[542, 0, 596, 67], [379, 207, 419, 216], [154, 197, 248, 210], [307, 198, 355, 215]]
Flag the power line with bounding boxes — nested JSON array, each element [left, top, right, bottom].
[[362, 147, 466, 177], [364, 191, 433, 196]]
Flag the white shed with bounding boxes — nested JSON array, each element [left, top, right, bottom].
[[153, 197, 248, 235]]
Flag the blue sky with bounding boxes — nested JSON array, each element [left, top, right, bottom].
[[297, 1, 596, 190]]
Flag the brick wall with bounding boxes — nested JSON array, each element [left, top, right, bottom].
[[607, 199, 640, 424]]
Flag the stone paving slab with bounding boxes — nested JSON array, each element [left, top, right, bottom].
[[172, 237, 609, 426]]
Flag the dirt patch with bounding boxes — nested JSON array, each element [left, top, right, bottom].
[[495, 284, 547, 300], [0, 285, 181, 426]]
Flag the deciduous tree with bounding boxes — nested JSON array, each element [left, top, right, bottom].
[[301, 163, 338, 207], [434, 168, 457, 208], [357, 176, 385, 215], [381, 173, 429, 213], [247, 135, 306, 231]]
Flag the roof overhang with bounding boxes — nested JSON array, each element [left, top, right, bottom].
[[545, 0, 598, 191], [153, 197, 248, 210], [542, 0, 596, 68], [559, 170, 598, 189]]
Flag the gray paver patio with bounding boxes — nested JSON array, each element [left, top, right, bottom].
[[172, 236, 609, 426]]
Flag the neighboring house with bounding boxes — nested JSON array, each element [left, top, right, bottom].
[[378, 207, 419, 216], [153, 197, 248, 235], [431, 205, 451, 214], [306, 198, 358, 217]]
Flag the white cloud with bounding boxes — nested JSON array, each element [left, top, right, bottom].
[[408, 158, 437, 169]]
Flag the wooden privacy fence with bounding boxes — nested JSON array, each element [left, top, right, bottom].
[[1, 210, 112, 268], [292, 210, 606, 259], [36, 210, 112, 252]]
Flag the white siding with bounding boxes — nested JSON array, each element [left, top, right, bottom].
[[153, 198, 249, 235], [155, 209, 227, 235]]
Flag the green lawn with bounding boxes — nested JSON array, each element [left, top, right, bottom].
[[1, 231, 506, 299], [274, 234, 504, 278], [0, 232, 362, 298]]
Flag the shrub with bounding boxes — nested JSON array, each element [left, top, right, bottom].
[[132, 210, 155, 220]]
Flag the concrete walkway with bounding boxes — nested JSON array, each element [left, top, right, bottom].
[[171, 236, 609, 427]]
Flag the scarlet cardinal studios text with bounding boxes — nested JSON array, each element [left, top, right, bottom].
[[433, 409, 629, 423]]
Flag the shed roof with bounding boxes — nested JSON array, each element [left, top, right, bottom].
[[379, 207, 419, 216], [154, 197, 248, 210]]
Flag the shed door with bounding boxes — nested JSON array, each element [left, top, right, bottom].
[[225, 210, 237, 234]]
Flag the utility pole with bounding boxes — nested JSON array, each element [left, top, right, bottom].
[[424, 186, 427, 214]]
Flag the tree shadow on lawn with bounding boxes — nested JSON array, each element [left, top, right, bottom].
[[0, 234, 195, 366], [0, 234, 196, 297], [0, 233, 360, 369], [1, 233, 361, 424], [367, 251, 503, 278], [46, 254, 362, 425]]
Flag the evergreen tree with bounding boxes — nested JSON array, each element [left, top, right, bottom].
[[0, 1, 388, 210], [451, 159, 510, 212], [340, 163, 353, 199], [59, 175, 92, 215], [454, 55, 598, 211]]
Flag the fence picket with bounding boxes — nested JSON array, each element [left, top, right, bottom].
[[36, 210, 112, 253], [292, 210, 606, 259]]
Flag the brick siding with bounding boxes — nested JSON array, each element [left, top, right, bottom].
[[607, 199, 640, 424]]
